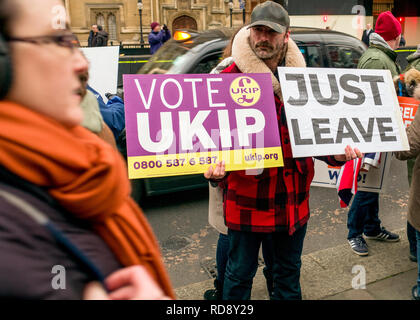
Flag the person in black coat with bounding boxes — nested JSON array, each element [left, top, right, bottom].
[[88, 24, 98, 47], [96, 25, 108, 47], [361, 23, 373, 46], [399, 34, 406, 47]]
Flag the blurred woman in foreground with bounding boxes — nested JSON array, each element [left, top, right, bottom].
[[0, 0, 173, 299]]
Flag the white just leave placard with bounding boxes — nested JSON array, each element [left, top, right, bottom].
[[277, 67, 409, 158]]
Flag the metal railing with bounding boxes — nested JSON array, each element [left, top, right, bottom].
[[81, 41, 151, 56]]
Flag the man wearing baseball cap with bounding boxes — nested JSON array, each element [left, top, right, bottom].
[[346, 11, 402, 257], [205, 1, 361, 300]]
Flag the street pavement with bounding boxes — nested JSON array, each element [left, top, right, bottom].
[[175, 228, 418, 300], [142, 156, 418, 300]]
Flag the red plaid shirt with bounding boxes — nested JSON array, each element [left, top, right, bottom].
[[220, 63, 344, 235]]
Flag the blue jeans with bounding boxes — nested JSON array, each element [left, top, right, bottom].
[[416, 231, 420, 296], [216, 233, 274, 294], [223, 224, 307, 300], [347, 191, 382, 239]]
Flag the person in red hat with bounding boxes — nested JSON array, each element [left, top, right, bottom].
[[346, 11, 402, 257], [148, 21, 171, 55]]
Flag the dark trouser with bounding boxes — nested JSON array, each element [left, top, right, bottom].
[[417, 230, 420, 296], [407, 160, 417, 257], [223, 224, 307, 300], [216, 233, 229, 286], [347, 191, 381, 239], [216, 233, 274, 296], [261, 236, 274, 298], [408, 221, 418, 256]]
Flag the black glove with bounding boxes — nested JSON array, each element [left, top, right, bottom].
[[162, 24, 168, 31], [105, 93, 117, 100], [105, 89, 124, 102]]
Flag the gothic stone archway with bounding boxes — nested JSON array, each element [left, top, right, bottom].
[[172, 15, 197, 31]]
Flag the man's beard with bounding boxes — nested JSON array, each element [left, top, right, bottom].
[[251, 38, 285, 61], [76, 71, 89, 98]]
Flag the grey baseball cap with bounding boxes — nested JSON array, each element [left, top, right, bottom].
[[247, 1, 290, 33]]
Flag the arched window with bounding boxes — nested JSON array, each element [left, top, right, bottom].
[[96, 13, 105, 29], [108, 13, 117, 40], [172, 15, 198, 31]]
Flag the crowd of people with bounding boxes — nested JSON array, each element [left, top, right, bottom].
[[362, 21, 406, 48], [88, 20, 171, 54], [0, 0, 419, 301]]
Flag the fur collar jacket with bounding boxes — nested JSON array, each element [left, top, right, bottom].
[[231, 27, 306, 99]]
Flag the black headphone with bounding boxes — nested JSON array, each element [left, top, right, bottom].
[[0, 32, 12, 100]]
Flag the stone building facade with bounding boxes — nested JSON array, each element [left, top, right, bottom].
[[65, 0, 263, 46]]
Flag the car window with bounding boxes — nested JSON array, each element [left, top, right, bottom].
[[190, 52, 223, 74], [298, 45, 323, 68], [326, 46, 362, 69]]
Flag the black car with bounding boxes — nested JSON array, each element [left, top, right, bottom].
[[140, 27, 366, 74], [129, 27, 367, 202]]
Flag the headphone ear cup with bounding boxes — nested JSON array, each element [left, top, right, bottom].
[[0, 33, 13, 100]]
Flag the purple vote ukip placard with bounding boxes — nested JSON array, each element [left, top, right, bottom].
[[123, 73, 283, 179]]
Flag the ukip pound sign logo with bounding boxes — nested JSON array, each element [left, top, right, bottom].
[[230, 76, 261, 107]]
